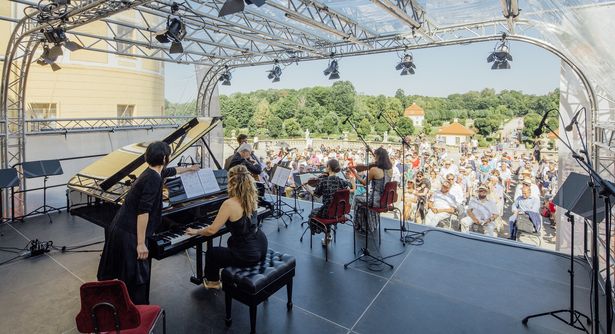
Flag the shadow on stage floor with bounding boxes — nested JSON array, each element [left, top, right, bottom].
[[0, 198, 606, 334]]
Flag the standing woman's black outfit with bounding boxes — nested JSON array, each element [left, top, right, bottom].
[[204, 213, 268, 281], [97, 166, 176, 305]]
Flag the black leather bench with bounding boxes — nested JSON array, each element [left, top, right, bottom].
[[221, 249, 296, 334]]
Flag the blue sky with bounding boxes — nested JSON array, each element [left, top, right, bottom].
[[164, 41, 560, 103]]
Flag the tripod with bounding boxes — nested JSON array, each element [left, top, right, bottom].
[[377, 112, 424, 245], [343, 117, 393, 270], [522, 211, 591, 332]]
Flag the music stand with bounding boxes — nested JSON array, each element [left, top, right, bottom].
[[0, 168, 19, 236], [270, 165, 293, 231], [522, 172, 605, 332], [21, 160, 63, 223]]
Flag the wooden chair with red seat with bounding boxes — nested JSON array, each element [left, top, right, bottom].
[[368, 181, 401, 246], [308, 189, 351, 261], [75, 280, 166, 334]]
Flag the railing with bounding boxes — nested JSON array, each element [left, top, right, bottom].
[[25, 116, 194, 135]]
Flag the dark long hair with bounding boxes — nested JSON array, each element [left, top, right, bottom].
[[373, 147, 392, 170]]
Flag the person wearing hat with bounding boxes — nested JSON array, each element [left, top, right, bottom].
[[424, 180, 458, 228], [508, 185, 541, 240], [439, 159, 458, 182], [460, 184, 498, 237], [514, 173, 540, 200]]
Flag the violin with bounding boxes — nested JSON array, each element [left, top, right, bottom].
[[347, 163, 375, 173], [306, 173, 327, 187]]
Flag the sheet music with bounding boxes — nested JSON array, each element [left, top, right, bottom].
[[180, 172, 205, 198], [271, 166, 291, 187], [197, 168, 221, 194]]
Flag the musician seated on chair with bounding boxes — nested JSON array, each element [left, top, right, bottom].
[[424, 180, 457, 228], [309, 159, 351, 246], [460, 184, 498, 237], [226, 143, 262, 176], [508, 184, 541, 240]]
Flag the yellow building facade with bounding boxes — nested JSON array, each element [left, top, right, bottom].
[[0, 2, 165, 119]]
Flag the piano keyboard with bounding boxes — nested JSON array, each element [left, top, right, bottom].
[[148, 205, 271, 260]]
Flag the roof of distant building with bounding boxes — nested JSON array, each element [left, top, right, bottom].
[[404, 103, 425, 117], [437, 122, 475, 136]]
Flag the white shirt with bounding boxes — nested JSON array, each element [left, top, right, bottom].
[[449, 183, 465, 205], [514, 183, 540, 200], [513, 195, 541, 214], [430, 191, 457, 210], [467, 197, 497, 223], [440, 165, 459, 179]]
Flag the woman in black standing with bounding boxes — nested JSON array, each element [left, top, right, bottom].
[[97, 141, 198, 304], [185, 165, 268, 289]]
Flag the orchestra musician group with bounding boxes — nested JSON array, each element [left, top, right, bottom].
[[97, 133, 397, 307]]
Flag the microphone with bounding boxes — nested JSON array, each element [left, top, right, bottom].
[[533, 109, 551, 137], [565, 107, 584, 132], [376, 110, 384, 119], [342, 115, 351, 124]]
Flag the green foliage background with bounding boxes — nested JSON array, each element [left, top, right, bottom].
[[166, 81, 559, 142]]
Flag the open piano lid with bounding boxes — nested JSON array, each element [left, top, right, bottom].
[[67, 117, 221, 203]]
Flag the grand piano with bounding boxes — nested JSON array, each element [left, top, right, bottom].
[[67, 117, 271, 284]]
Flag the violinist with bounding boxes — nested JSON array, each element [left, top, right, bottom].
[[349, 147, 393, 233], [226, 143, 262, 177], [309, 159, 351, 246]]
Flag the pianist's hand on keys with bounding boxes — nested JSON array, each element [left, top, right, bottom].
[[185, 227, 203, 236]]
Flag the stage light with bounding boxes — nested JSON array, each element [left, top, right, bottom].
[[155, 2, 186, 54], [395, 53, 416, 76], [36, 44, 62, 71], [40, 26, 83, 66], [487, 34, 513, 70], [267, 60, 282, 83], [219, 0, 266, 17], [219, 66, 232, 86], [323, 56, 340, 80]]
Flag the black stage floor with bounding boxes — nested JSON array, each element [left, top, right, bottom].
[[0, 199, 607, 334]]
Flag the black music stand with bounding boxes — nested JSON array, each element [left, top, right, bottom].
[[21, 160, 63, 223], [270, 165, 293, 231], [0, 168, 19, 236], [522, 172, 605, 333]]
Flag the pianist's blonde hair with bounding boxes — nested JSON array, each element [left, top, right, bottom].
[[227, 165, 258, 216]]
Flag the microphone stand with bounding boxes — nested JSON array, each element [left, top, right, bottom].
[[378, 112, 424, 245], [522, 116, 614, 334], [343, 117, 393, 270]]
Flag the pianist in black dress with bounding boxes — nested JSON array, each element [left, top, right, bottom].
[[185, 164, 268, 289], [97, 141, 198, 304]]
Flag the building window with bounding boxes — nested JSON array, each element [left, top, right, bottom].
[[117, 104, 135, 125], [29, 103, 58, 119], [456, 136, 461, 145], [115, 25, 134, 56]]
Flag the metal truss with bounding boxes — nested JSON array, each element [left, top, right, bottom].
[[25, 116, 194, 135]]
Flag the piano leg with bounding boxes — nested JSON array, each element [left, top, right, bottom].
[[190, 242, 205, 285]]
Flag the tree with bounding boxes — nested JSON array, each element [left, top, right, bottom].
[[327, 81, 356, 118], [283, 118, 302, 137], [474, 117, 501, 137], [267, 116, 284, 138], [251, 99, 272, 129], [522, 113, 542, 140], [357, 118, 372, 137], [395, 88, 406, 104], [320, 113, 339, 135], [300, 115, 317, 133], [396, 117, 415, 137]]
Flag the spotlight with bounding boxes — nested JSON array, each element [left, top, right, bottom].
[[267, 60, 282, 83], [155, 3, 186, 54], [36, 44, 62, 71], [395, 53, 416, 76], [219, 0, 266, 17], [487, 34, 513, 70], [323, 56, 340, 80], [40, 26, 83, 66], [219, 66, 232, 86]]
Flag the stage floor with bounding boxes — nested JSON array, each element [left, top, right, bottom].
[[0, 199, 606, 334]]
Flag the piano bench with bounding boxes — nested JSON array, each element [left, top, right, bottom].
[[221, 249, 296, 334]]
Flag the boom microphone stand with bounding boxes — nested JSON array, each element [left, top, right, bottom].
[[343, 117, 393, 270], [377, 112, 424, 245], [522, 109, 614, 334]]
